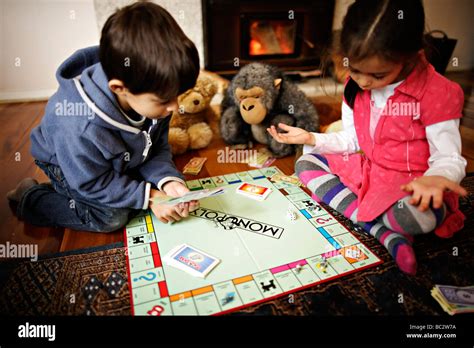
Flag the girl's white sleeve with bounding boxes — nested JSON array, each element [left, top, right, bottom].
[[424, 119, 467, 184], [303, 101, 360, 155]]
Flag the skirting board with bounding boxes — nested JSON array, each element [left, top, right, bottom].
[[0, 89, 56, 103]]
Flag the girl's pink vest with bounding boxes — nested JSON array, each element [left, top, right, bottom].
[[324, 60, 465, 238]]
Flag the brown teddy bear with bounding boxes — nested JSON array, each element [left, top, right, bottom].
[[168, 75, 218, 155]]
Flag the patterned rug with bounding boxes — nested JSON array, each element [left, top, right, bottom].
[[0, 175, 473, 316], [0, 243, 130, 316]]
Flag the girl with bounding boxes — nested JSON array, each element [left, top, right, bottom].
[[267, 0, 467, 275]]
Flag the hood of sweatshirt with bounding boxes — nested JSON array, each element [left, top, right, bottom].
[[56, 45, 141, 134]]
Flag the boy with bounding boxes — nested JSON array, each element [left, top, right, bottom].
[[7, 2, 199, 231]]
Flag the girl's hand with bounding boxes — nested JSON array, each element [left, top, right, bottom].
[[266, 123, 315, 146], [400, 175, 467, 212]]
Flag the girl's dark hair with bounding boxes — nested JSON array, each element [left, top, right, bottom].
[[340, 0, 425, 63], [99, 2, 200, 99], [339, 0, 426, 107]]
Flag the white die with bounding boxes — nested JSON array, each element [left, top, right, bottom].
[[286, 210, 297, 221]]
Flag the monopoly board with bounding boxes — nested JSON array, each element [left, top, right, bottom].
[[124, 166, 382, 316]]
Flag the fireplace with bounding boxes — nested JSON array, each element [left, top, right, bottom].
[[245, 16, 300, 57], [203, 0, 335, 76]]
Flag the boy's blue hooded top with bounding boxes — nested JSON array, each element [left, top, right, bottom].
[[30, 46, 184, 210]]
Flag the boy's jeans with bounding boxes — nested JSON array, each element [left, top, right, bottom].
[[16, 160, 137, 232]]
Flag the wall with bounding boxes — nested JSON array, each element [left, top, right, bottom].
[[424, 0, 474, 71], [1, 0, 472, 102], [0, 0, 204, 102], [332, 0, 474, 71], [0, 0, 100, 101], [94, 0, 204, 67]]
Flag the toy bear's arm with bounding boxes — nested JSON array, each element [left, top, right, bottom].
[[220, 106, 251, 144], [267, 114, 298, 158], [295, 104, 318, 133], [278, 80, 319, 133]]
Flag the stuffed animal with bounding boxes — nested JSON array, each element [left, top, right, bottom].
[[168, 75, 218, 155], [220, 63, 319, 157]]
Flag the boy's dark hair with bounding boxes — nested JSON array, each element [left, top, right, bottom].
[[99, 2, 200, 100], [340, 0, 425, 63]]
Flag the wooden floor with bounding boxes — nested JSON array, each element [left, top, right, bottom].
[[0, 99, 473, 257], [0, 101, 298, 255]]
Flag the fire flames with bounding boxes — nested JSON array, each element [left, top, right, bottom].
[[249, 20, 295, 56]]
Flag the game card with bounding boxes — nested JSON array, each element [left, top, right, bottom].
[[151, 188, 225, 205], [236, 182, 272, 201], [164, 244, 220, 278]]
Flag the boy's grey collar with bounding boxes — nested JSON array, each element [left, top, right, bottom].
[[73, 76, 141, 134], [117, 105, 147, 127]]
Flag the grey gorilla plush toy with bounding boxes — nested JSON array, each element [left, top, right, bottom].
[[220, 63, 319, 157]]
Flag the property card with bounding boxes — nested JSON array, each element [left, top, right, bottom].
[[236, 182, 272, 201], [271, 173, 302, 186], [247, 148, 276, 168], [164, 244, 220, 278], [183, 157, 207, 175]]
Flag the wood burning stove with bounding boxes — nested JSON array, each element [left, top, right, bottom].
[[242, 14, 302, 58], [203, 0, 335, 76]]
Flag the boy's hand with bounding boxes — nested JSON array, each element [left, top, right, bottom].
[[162, 181, 190, 197], [149, 189, 184, 224], [267, 123, 315, 146], [162, 181, 199, 217], [400, 175, 467, 212]]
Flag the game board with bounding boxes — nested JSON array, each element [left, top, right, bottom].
[[124, 166, 382, 316]]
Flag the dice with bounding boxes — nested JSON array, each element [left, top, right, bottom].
[[286, 209, 297, 221]]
